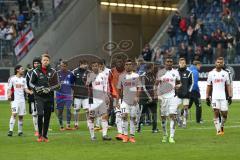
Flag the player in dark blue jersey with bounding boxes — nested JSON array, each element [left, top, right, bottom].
[[56, 60, 75, 130]]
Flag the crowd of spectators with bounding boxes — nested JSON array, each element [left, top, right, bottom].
[[143, 0, 240, 65]]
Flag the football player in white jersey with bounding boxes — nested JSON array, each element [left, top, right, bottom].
[[94, 60, 112, 130], [86, 61, 111, 141], [206, 57, 232, 135], [116, 59, 141, 143], [7, 65, 33, 136], [155, 57, 181, 143]]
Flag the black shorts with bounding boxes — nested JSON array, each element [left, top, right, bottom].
[[35, 96, 53, 116]]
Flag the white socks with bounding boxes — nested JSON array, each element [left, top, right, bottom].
[[161, 119, 167, 136], [214, 118, 220, 132], [116, 112, 122, 134], [170, 119, 175, 138], [87, 120, 95, 138], [33, 116, 38, 132], [122, 120, 128, 136], [101, 119, 108, 137], [18, 120, 23, 133], [130, 118, 135, 136], [9, 116, 16, 132]]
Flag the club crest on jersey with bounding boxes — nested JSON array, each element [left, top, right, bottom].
[[222, 75, 224, 77], [48, 73, 51, 77], [172, 74, 175, 77]]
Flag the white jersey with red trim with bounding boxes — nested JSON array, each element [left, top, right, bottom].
[[156, 68, 180, 98], [117, 72, 141, 105], [8, 75, 27, 102], [207, 69, 230, 100], [87, 72, 107, 100]]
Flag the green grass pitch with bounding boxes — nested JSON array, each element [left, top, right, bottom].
[[0, 101, 240, 160]]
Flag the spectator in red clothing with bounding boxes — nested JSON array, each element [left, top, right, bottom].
[[179, 17, 187, 32]]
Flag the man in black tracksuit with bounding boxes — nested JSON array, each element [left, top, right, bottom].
[[138, 63, 158, 133], [176, 58, 193, 128], [26, 57, 41, 136], [30, 54, 60, 142], [72, 60, 90, 129]]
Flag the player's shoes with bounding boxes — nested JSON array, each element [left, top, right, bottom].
[[34, 131, 39, 137], [66, 126, 74, 130], [122, 135, 129, 143], [94, 126, 101, 131], [37, 136, 43, 142], [91, 137, 97, 141], [74, 125, 79, 130], [128, 136, 136, 143], [18, 132, 23, 136], [161, 135, 168, 143], [7, 131, 13, 137], [220, 127, 224, 135], [60, 127, 65, 131], [152, 129, 159, 133], [216, 130, 222, 136], [169, 137, 175, 144], [182, 123, 187, 128], [115, 134, 124, 140], [102, 135, 112, 141], [43, 137, 49, 142]]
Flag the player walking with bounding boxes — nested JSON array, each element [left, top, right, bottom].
[[7, 65, 33, 136], [116, 59, 141, 143], [206, 57, 232, 135], [155, 57, 181, 143]]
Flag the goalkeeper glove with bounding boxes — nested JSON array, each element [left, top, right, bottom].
[[227, 96, 232, 105], [206, 97, 211, 107], [35, 86, 44, 93], [42, 87, 51, 94]]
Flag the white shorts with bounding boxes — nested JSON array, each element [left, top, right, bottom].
[[74, 98, 89, 110], [176, 97, 190, 106], [160, 97, 178, 116], [89, 98, 108, 117], [211, 99, 228, 111], [11, 101, 26, 116], [120, 101, 138, 117], [30, 102, 37, 116]]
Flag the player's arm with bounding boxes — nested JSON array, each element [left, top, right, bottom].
[[141, 76, 152, 102], [226, 73, 233, 105], [7, 77, 13, 100], [188, 72, 194, 92], [24, 79, 33, 95], [134, 76, 141, 105], [116, 75, 122, 109], [175, 72, 182, 89], [206, 73, 212, 106]]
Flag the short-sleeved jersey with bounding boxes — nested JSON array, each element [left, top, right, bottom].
[[8, 75, 27, 101], [117, 72, 141, 105], [87, 72, 107, 100], [156, 68, 180, 98], [101, 67, 111, 93], [207, 69, 230, 100]]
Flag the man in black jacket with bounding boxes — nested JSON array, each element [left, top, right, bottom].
[[72, 60, 90, 129], [139, 63, 158, 133], [30, 53, 60, 142], [176, 58, 194, 128], [25, 57, 41, 137]]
